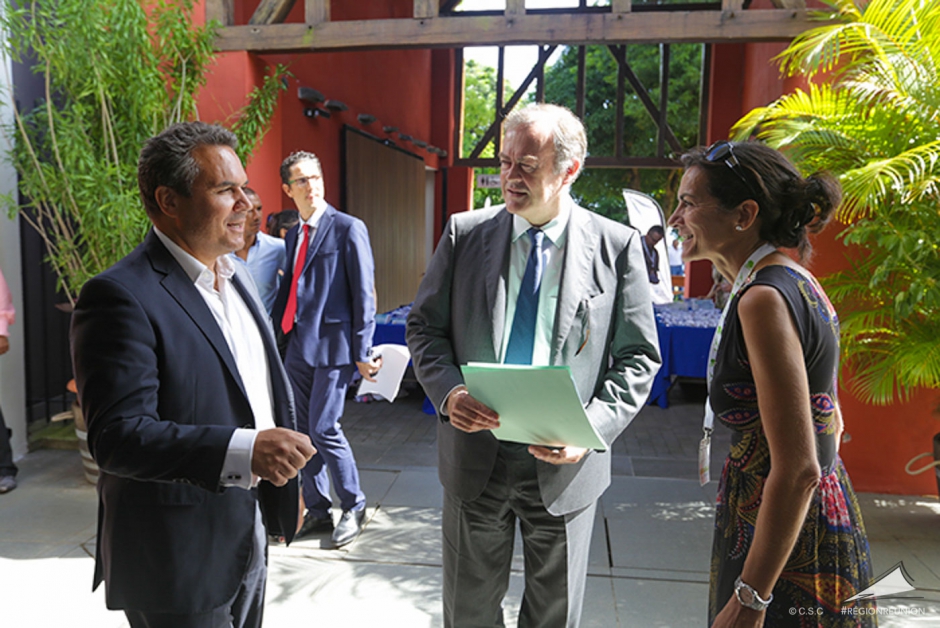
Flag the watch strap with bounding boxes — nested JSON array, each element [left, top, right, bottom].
[[734, 575, 773, 611]]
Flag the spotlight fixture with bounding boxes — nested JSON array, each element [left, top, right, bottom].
[[298, 86, 325, 104], [398, 133, 412, 143], [382, 126, 398, 134], [412, 139, 428, 148], [303, 107, 331, 119], [438, 149, 448, 158], [324, 99, 348, 112], [357, 113, 377, 125], [427, 146, 441, 155]]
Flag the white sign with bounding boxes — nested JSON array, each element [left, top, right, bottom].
[[476, 174, 501, 189]]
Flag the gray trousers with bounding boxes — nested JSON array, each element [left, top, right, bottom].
[[442, 445, 596, 628]]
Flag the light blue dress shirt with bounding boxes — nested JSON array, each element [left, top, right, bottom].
[[230, 232, 287, 315], [499, 199, 570, 366]]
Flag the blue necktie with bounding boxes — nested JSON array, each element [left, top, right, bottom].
[[505, 228, 544, 365]]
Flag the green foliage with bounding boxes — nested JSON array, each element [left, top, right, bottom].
[[0, 0, 287, 305], [544, 44, 703, 219], [463, 60, 505, 209], [462, 44, 702, 216], [732, 0, 940, 403]]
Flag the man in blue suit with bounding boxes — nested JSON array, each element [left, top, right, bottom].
[[71, 122, 314, 628], [272, 151, 381, 547]]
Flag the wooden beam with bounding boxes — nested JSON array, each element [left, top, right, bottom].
[[769, 0, 806, 8], [205, 0, 234, 26], [721, 0, 744, 11], [215, 10, 822, 52], [614, 46, 625, 160], [467, 45, 557, 160], [658, 43, 670, 158], [575, 46, 586, 120], [506, 0, 526, 17], [607, 45, 683, 154], [611, 0, 632, 13], [454, 48, 465, 159], [414, 0, 439, 19], [249, 0, 297, 25], [306, 0, 330, 25]]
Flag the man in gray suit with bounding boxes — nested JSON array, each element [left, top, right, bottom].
[[406, 103, 660, 627]]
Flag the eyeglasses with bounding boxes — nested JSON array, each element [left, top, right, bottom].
[[288, 175, 320, 188], [704, 141, 760, 201]]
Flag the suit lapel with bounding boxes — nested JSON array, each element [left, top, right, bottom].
[[302, 204, 335, 275], [484, 210, 512, 356], [553, 205, 598, 361], [146, 232, 249, 404], [283, 224, 299, 280]]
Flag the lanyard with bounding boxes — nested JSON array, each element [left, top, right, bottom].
[[699, 242, 777, 485]]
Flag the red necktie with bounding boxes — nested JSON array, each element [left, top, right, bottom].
[[281, 224, 310, 335]]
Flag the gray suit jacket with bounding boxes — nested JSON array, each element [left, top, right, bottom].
[[406, 203, 660, 516]]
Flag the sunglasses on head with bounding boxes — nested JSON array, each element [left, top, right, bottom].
[[704, 141, 761, 201]]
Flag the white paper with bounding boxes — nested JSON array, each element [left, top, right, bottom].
[[356, 343, 411, 402]]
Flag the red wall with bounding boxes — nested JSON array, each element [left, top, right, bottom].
[[195, 0, 448, 226], [708, 32, 940, 495]]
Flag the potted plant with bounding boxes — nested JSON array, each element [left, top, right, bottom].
[[732, 0, 940, 493], [0, 0, 287, 480]]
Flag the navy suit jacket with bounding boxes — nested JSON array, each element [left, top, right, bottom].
[[272, 204, 376, 367], [70, 230, 298, 613]]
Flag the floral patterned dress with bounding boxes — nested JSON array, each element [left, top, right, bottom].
[[708, 265, 876, 627]]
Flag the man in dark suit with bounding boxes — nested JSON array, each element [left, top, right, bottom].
[[71, 122, 315, 628], [407, 104, 660, 627], [272, 151, 381, 547]]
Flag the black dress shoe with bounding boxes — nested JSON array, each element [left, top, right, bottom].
[[296, 513, 334, 540], [331, 509, 366, 547]]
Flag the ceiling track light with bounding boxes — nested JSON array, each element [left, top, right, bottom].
[[298, 86, 325, 104], [324, 99, 348, 112]]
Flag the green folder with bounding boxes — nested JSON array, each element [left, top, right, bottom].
[[461, 362, 608, 451]]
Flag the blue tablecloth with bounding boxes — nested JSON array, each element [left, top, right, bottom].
[[647, 304, 719, 408]]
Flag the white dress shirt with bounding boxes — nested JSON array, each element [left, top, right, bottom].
[[154, 228, 276, 490]]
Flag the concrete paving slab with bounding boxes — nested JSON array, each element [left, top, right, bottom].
[[611, 576, 709, 627], [606, 506, 713, 573], [1, 556, 127, 628], [602, 476, 714, 512], [265, 554, 442, 627], [611, 566, 709, 583], [341, 505, 441, 567], [380, 468, 443, 508]]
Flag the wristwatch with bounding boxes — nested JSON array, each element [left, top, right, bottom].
[[734, 576, 773, 611]]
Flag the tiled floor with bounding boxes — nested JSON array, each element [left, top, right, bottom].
[[2, 385, 939, 627]]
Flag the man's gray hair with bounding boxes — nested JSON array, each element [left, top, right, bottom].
[[138, 122, 238, 219], [503, 103, 587, 181]]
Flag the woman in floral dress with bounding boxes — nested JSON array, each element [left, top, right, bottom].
[[669, 141, 875, 628]]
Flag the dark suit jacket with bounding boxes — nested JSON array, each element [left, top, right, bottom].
[[70, 230, 298, 614], [272, 204, 376, 367], [406, 203, 661, 516]]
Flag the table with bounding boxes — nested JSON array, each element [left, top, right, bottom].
[[646, 304, 719, 408], [372, 305, 436, 414]]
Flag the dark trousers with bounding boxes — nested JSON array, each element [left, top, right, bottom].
[[284, 341, 365, 518], [0, 405, 16, 477], [442, 445, 596, 628], [125, 507, 267, 628]]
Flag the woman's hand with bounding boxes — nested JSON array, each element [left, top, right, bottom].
[[711, 597, 765, 628]]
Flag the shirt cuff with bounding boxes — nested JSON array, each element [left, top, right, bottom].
[[440, 384, 466, 418], [220, 428, 258, 490]]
